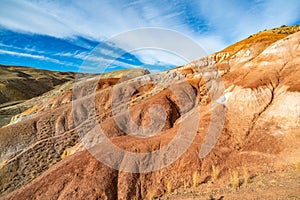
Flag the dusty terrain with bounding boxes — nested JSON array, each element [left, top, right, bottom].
[[0, 25, 299, 199], [162, 166, 300, 200]]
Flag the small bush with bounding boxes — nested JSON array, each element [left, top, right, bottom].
[[212, 165, 221, 181], [231, 170, 240, 189]]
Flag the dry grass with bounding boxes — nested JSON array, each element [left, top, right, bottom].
[[0, 159, 8, 170], [230, 170, 240, 189], [212, 165, 221, 181], [243, 168, 251, 184], [148, 190, 155, 200], [166, 181, 172, 194], [183, 180, 189, 190], [61, 143, 80, 159], [192, 171, 201, 188]]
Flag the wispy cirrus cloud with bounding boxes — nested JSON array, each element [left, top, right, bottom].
[[0, 0, 299, 72], [0, 49, 60, 63], [1, 0, 300, 48], [0, 48, 79, 68]]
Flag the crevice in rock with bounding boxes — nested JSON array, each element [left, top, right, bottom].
[[245, 62, 288, 137], [113, 170, 119, 200], [245, 85, 275, 137], [165, 96, 181, 127]]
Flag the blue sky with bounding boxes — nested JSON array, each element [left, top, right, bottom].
[[0, 0, 300, 73]]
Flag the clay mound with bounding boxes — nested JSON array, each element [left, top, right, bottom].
[[1, 25, 300, 199], [0, 67, 149, 128], [0, 67, 151, 195]]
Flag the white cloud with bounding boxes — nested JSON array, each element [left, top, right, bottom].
[[0, 49, 51, 60], [132, 49, 187, 66], [0, 0, 187, 39], [0, 0, 74, 37], [0, 49, 72, 66], [0, 43, 43, 53], [0, 0, 300, 70], [195, 0, 300, 43]]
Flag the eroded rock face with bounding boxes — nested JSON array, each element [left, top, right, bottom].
[[1, 26, 300, 199], [0, 68, 151, 195]]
